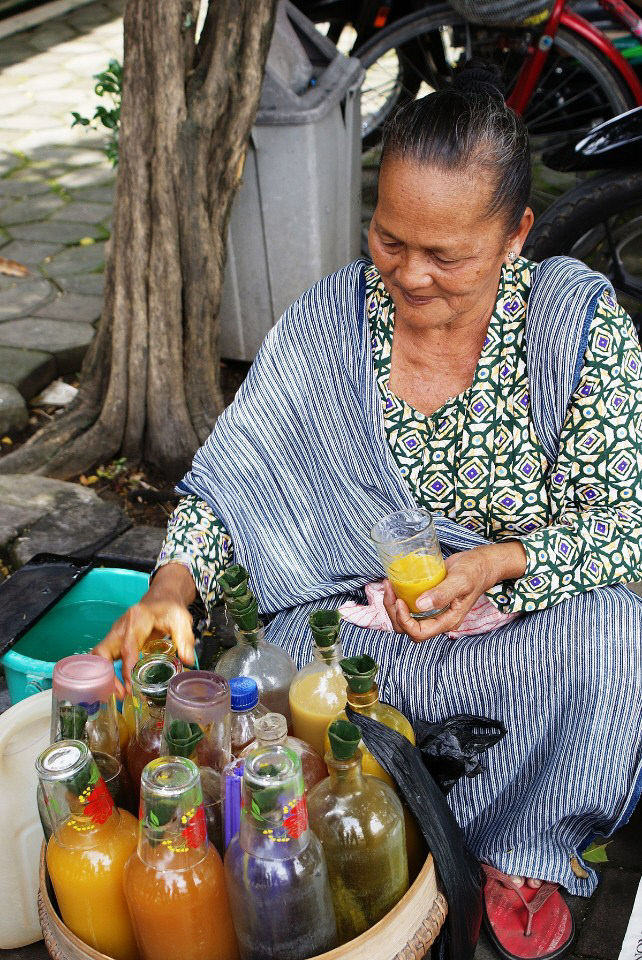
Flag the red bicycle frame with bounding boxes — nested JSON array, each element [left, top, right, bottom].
[[506, 0, 642, 116]]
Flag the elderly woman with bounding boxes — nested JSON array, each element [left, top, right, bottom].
[[98, 66, 642, 960]]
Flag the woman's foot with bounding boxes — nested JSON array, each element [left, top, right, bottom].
[[482, 864, 574, 960]]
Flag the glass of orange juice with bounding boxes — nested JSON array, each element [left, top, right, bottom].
[[370, 508, 447, 618]]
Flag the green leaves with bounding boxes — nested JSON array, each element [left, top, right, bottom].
[[220, 564, 261, 635], [581, 841, 610, 864], [149, 811, 160, 827], [164, 720, 204, 758], [70, 59, 122, 167], [309, 609, 341, 649]]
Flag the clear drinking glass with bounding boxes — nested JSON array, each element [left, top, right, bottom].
[[370, 508, 447, 618]]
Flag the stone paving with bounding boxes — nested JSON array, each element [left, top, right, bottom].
[[0, 0, 123, 432]]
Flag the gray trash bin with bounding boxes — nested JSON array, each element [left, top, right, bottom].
[[219, 1, 364, 361]]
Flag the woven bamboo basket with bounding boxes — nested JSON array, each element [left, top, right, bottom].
[[39, 845, 448, 960]]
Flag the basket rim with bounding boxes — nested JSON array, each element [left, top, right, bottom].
[[39, 841, 447, 960]]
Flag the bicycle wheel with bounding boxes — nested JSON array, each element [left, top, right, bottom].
[[524, 170, 642, 337], [355, 5, 635, 180]]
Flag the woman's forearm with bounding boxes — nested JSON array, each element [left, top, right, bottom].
[[146, 562, 197, 606]]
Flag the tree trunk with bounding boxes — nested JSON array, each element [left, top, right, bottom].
[[0, 0, 278, 480]]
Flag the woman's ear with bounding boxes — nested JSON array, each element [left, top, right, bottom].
[[506, 207, 535, 262]]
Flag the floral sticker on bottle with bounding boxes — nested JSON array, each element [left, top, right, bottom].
[[69, 761, 114, 832], [245, 789, 309, 843]]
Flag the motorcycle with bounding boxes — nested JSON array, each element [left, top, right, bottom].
[[524, 105, 642, 336]]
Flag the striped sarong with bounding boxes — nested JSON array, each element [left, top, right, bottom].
[[179, 257, 642, 893]]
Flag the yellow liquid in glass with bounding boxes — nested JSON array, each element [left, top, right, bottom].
[[290, 669, 348, 757], [387, 551, 446, 613], [47, 810, 139, 960]]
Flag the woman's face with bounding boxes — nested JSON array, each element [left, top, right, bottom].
[[369, 155, 532, 331]]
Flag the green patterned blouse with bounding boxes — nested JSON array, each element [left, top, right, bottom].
[[156, 257, 642, 614]]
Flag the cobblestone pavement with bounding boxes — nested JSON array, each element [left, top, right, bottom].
[[0, 0, 122, 430]]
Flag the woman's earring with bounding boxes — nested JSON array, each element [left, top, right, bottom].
[[507, 250, 516, 263]]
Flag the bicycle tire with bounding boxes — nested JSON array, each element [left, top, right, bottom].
[[524, 169, 642, 335], [354, 5, 636, 154]]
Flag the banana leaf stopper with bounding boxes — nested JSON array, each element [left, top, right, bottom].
[[219, 564, 261, 635], [143, 660, 175, 705], [309, 609, 341, 649], [164, 719, 204, 758], [340, 654, 378, 694], [328, 720, 361, 761]]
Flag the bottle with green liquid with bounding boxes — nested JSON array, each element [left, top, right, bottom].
[[307, 720, 409, 945], [323, 654, 426, 880]]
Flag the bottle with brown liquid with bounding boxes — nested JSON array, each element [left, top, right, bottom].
[[125, 655, 179, 804]]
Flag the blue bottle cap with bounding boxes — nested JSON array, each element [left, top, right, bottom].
[[230, 676, 259, 711]]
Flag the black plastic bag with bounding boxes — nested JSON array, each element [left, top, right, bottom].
[[346, 707, 482, 960], [415, 714, 507, 795]]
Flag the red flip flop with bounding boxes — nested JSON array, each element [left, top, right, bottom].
[[482, 864, 575, 960]]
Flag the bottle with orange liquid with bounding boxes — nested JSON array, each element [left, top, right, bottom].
[[124, 756, 238, 960], [122, 636, 181, 738], [125, 654, 179, 804], [322, 654, 426, 880], [288, 610, 347, 757], [38, 654, 134, 839], [36, 740, 139, 960]]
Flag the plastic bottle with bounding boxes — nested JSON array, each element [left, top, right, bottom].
[[122, 636, 180, 738], [229, 677, 269, 757], [323, 654, 425, 880], [224, 745, 337, 960], [241, 712, 327, 793], [39, 654, 134, 839], [307, 720, 409, 945], [125, 654, 179, 805], [288, 610, 347, 756], [217, 565, 296, 726], [161, 670, 231, 854], [124, 756, 238, 960], [36, 740, 139, 960]]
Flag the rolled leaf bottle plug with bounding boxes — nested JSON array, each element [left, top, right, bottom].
[[36, 740, 139, 960], [217, 565, 296, 724], [224, 744, 338, 960], [124, 756, 238, 960], [125, 654, 179, 804], [288, 610, 347, 756], [241, 712, 327, 792], [161, 670, 231, 853], [39, 654, 134, 839], [307, 720, 409, 945]]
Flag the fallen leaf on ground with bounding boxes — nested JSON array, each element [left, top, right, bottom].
[[0, 256, 29, 277], [79, 474, 98, 486], [1, 436, 13, 445], [581, 841, 611, 863]]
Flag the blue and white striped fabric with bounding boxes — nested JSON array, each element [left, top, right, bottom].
[[179, 257, 642, 893]]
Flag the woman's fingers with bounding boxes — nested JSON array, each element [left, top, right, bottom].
[[383, 579, 404, 633]]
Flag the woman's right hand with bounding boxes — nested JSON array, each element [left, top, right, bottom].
[[92, 563, 197, 696]]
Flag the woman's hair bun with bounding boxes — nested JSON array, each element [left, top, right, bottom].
[[451, 58, 505, 100]]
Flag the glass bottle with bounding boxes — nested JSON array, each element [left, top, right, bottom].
[[122, 636, 180, 738], [38, 654, 134, 840], [224, 745, 338, 960], [161, 670, 231, 854], [124, 756, 238, 960], [307, 720, 409, 945], [241, 712, 327, 793], [36, 740, 139, 960], [229, 677, 269, 756], [125, 654, 179, 804], [288, 610, 347, 757], [217, 565, 296, 726]]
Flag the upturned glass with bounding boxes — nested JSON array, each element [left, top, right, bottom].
[[224, 745, 337, 960], [160, 670, 231, 854]]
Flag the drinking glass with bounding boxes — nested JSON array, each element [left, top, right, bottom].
[[370, 508, 447, 619]]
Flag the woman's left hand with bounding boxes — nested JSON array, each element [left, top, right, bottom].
[[383, 541, 526, 642]]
